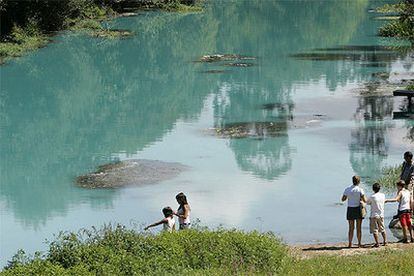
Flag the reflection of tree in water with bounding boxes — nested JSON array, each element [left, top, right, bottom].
[[210, 0, 372, 180], [349, 96, 394, 180], [229, 136, 292, 181], [0, 11, 220, 226]]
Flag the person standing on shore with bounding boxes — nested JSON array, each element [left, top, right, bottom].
[[386, 180, 414, 243], [400, 151, 414, 194], [342, 175, 366, 248], [366, 183, 387, 247], [174, 192, 191, 230]]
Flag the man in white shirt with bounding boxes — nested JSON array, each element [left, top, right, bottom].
[[366, 183, 386, 247]]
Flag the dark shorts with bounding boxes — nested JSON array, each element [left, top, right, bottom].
[[347, 206, 363, 220]]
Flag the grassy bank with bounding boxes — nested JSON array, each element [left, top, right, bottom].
[[0, 0, 201, 64], [2, 225, 414, 275]]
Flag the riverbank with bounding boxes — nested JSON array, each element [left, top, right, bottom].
[[0, 0, 202, 64], [2, 226, 414, 275]]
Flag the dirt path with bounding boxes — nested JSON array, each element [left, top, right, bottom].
[[291, 241, 414, 259]]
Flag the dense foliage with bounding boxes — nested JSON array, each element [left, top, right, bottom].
[[2, 225, 288, 275], [378, 0, 414, 43]]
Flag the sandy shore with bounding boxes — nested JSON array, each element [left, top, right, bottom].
[[291, 241, 414, 259]]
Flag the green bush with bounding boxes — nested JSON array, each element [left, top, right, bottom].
[[3, 225, 288, 275]]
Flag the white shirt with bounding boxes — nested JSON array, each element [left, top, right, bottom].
[[177, 206, 191, 225], [367, 192, 385, 218], [343, 185, 365, 207], [163, 216, 175, 232], [399, 189, 412, 211]]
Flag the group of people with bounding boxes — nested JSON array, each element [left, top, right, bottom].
[[144, 192, 191, 232], [342, 151, 414, 248], [144, 152, 413, 248]]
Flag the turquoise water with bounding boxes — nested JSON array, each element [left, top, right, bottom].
[[1, 0, 413, 265]]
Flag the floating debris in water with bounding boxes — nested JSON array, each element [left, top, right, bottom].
[[223, 62, 255, 67], [76, 159, 188, 188], [211, 121, 288, 139], [198, 54, 256, 63]]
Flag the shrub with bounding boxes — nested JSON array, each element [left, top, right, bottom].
[[3, 225, 288, 275]]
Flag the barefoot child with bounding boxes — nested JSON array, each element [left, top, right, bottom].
[[144, 207, 176, 232], [366, 183, 387, 247], [386, 180, 413, 243]]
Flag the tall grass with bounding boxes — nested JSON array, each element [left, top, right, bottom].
[[375, 165, 401, 191]]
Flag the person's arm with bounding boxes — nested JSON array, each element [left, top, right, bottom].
[[341, 195, 347, 202], [144, 218, 167, 230], [385, 191, 402, 203], [360, 194, 367, 203]]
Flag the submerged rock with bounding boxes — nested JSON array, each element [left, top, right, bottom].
[[211, 121, 288, 139], [76, 159, 188, 188], [197, 54, 256, 63], [389, 217, 401, 229]]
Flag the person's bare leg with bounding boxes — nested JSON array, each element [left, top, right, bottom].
[[402, 225, 408, 242], [356, 219, 362, 247], [373, 233, 379, 247], [348, 220, 355, 248], [409, 224, 414, 242], [381, 232, 387, 246]]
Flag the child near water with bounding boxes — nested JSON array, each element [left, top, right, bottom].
[[386, 180, 414, 243], [366, 183, 387, 247], [144, 207, 176, 232]]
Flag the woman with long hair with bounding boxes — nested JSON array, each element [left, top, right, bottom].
[[175, 192, 191, 230]]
